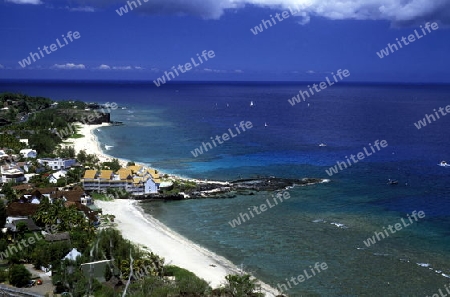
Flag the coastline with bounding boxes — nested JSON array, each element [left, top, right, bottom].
[[74, 123, 280, 296], [64, 122, 125, 165]]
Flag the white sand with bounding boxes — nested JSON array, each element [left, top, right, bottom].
[[96, 200, 280, 296], [65, 123, 127, 166], [71, 123, 280, 296]]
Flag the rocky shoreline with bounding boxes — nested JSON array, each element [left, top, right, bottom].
[[137, 177, 327, 201]]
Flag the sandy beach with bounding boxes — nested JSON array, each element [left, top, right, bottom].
[[72, 123, 280, 296], [65, 123, 128, 167]]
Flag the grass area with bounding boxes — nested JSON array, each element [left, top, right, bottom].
[[91, 192, 114, 201]]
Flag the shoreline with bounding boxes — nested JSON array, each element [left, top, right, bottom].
[[73, 123, 281, 296], [95, 199, 280, 296]]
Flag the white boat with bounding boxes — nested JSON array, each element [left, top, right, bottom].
[[250, 101, 254, 107], [264, 122, 268, 127], [438, 161, 450, 167], [319, 143, 327, 147], [105, 145, 114, 150]]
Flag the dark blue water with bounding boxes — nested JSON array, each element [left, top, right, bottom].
[[1, 80, 450, 296]]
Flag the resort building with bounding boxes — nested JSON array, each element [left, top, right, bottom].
[[82, 165, 161, 195], [38, 158, 77, 170]]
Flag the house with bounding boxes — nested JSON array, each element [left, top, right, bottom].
[[12, 189, 99, 224], [1, 164, 25, 183], [0, 150, 8, 160], [6, 202, 40, 218], [19, 139, 28, 146], [38, 158, 77, 170], [4, 217, 40, 232], [19, 149, 37, 159], [63, 248, 81, 261], [48, 170, 67, 184], [62, 189, 93, 206], [82, 165, 161, 195], [24, 173, 36, 183], [16, 162, 30, 173], [12, 183, 34, 193]]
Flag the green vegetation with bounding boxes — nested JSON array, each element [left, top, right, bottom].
[[102, 158, 121, 172], [1, 183, 17, 204], [0, 93, 269, 296], [0, 93, 109, 156], [91, 192, 114, 201], [161, 179, 197, 195], [8, 264, 31, 287]]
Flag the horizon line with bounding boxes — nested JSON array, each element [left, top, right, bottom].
[[1, 79, 450, 86]]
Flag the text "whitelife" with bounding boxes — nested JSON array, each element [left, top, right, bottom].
[[18, 31, 81, 68]]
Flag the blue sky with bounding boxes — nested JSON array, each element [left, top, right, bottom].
[[1, 0, 449, 82]]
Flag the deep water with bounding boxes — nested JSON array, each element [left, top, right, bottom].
[[2, 80, 450, 296]]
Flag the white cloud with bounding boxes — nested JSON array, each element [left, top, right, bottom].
[[234, 69, 244, 73], [204, 68, 227, 73], [306, 70, 315, 74], [51, 63, 86, 69], [74, 0, 450, 25], [134, 66, 144, 70], [97, 64, 111, 70], [67, 6, 96, 12], [112, 66, 132, 70], [5, 0, 42, 4]]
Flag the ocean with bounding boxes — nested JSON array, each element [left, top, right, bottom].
[[1, 80, 450, 296]]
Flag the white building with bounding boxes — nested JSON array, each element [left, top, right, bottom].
[[48, 170, 67, 184], [19, 139, 29, 146], [1, 164, 25, 183], [20, 149, 37, 159], [0, 150, 8, 159], [38, 158, 76, 170]]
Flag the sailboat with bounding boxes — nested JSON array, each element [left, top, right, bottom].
[[250, 101, 254, 107], [264, 122, 268, 127]]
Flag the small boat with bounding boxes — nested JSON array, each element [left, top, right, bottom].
[[387, 179, 398, 185], [264, 122, 268, 127], [105, 145, 114, 150], [438, 161, 450, 167], [250, 101, 254, 107], [121, 107, 127, 110], [319, 143, 327, 147]]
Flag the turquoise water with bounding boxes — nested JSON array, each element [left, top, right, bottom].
[[2, 81, 450, 296]]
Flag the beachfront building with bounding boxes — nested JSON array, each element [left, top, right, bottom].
[[82, 165, 161, 195], [38, 158, 77, 170]]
